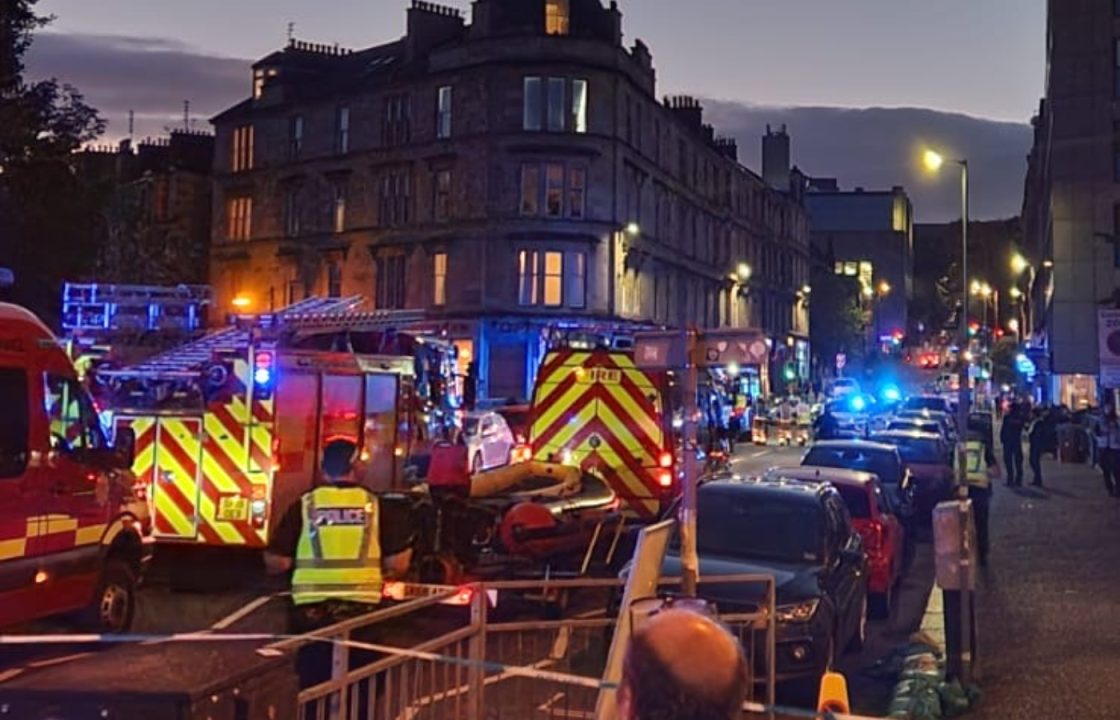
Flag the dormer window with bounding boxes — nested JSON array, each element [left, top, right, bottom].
[[546, 0, 570, 35], [252, 67, 279, 99]]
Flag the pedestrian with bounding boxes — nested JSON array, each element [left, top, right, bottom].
[[617, 608, 748, 720], [265, 438, 415, 685], [1027, 407, 1053, 486], [959, 419, 1001, 567], [999, 402, 1027, 486], [814, 403, 840, 440], [1093, 405, 1120, 496]]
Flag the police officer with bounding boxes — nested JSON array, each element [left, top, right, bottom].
[[958, 421, 1000, 567], [265, 438, 414, 633]]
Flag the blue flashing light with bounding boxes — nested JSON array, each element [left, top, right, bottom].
[[1015, 353, 1037, 377], [881, 385, 902, 403], [849, 395, 867, 413], [253, 366, 272, 386]]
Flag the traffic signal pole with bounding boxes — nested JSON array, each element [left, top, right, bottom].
[[680, 329, 700, 597]]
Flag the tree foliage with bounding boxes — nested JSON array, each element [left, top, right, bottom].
[[0, 0, 105, 322], [810, 270, 866, 376]]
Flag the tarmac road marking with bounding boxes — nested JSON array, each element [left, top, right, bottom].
[[211, 594, 274, 630], [0, 668, 24, 683], [28, 651, 94, 668]]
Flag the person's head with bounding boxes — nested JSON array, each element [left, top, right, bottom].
[[618, 609, 747, 720], [321, 438, 358, 483]]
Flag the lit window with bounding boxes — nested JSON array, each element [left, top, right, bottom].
[[545, 164, 564, 217], [520, 164, 540, 216], [542, 251, 563, 306], [518, 250, 539, 305], [289, 115, 304, 159], [436, 86, 453, 139], [568, 167, 586, 219], [834, 261, 843, 275], [332, 182, 347, 234], [545, 0, 570, 35], [337, 107, 350, 154], [570, 79, 587, 133], [523, 77, 542, 131], [433, 252, 447, 305], [226, 196, 252, 241], [843, 261, 857, 277], [231, 125, 254, 172], [858, 261, 873, 287], [434, 169, 451, 221]]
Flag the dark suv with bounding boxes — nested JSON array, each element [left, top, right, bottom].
[[660, 476, 867, 689]]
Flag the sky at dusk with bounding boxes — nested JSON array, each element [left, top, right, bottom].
[[29, 0, 1047, 220]]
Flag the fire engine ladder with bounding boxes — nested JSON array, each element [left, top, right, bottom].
[[274, 307, 428, 334], [101, 297, 364, 378]]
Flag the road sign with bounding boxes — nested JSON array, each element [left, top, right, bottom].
[[634, 330, 767, 370], [1098, 309, 1120, 388]]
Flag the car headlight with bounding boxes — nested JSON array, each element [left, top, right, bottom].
[[775, 599, 819, 623]]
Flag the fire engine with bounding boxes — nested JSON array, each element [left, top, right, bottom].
[[528, 344, 677, 520], [100, 296, 460, 548]]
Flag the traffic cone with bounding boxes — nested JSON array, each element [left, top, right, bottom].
[[817, 670, 850, 715]]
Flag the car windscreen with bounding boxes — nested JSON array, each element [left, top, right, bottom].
[[691, 489, 823, 563], [0, 368, 29, 479], [803, 446, 900, 485], [904, 397, 945, 411], [876, 436, 943, 465], [463, 417, 481, 436], [834, 485, 871, 518]]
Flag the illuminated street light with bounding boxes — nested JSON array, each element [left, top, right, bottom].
[[801, 284, 812, 295], [736, 263, 753, 282], [1008, 318, 1021, 334], [625, 222, 641, 236], [1042, 259, 1054, 269], [970, 279, 981, 295], [877, 280, 891, 296], [923, 149, 945, 172], [862, 285, 874, 299], [1011, 252, 1029, 275], [232, 295, 252, 309], [1009, 287, 1023, 300]]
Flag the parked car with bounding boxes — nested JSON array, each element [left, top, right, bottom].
[[903, 395, 952, 414], [894, 408, 957, 443], [462, 411, 516, 473], [658, 476, 867, 690], [495, 404, 532, 463], [801, 440, 912, 515], [869, 430, 954, 520], [886, 417, 944, 440], [828, 378, 861, 399], [767, 467, 905, 618]]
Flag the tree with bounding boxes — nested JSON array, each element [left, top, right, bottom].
[[810, 270, 866, 377], [1, 0, 105, 323], [990, 337, 1020, 387]]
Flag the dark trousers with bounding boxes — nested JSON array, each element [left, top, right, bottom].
[[1029, 443, 1044, 484], [1102, 449, 1118, 496], [1003, 442, 1024, 486], [968, 487, 991, 565]]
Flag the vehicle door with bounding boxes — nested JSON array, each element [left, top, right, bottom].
[[41, 373, 115, 578], [318, 373, 363, 475], [823, 495, 863, 643], [872, 480, 904, 581], [0, 365, 44, 626], [479, 415, 497, 468], [492, 414, 514, 465]]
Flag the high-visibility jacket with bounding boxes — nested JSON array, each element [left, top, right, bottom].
[[960, 440, 990, 490], [292, 485, 383, 606]]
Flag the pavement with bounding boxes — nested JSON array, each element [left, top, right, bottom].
[[967, 449, 1120, 719]]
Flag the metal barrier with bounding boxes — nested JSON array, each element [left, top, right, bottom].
[[266, 575, 777, 720]]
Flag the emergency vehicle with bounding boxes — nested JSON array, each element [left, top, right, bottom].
[[528, 347, 676, 519], [0, 304, 145, 631], [103, 297, 459, 549]]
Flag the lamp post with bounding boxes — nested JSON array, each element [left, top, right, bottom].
[[924, 149, 971, 441]]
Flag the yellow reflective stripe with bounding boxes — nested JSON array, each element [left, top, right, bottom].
[[599, 385, 661, 459], [153, 492, 196, 537], [204, 413, 247, 467], [0, 538, 26, 560], [42, 515, 79, 535], [537, 400, 599, 454], [532, 377, 593, 442], [75, 523, 107, 546], [195, 492, 248, 544]]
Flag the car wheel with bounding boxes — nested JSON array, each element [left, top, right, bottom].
[[471, 453, 483, 474], [846, 596, 867, 654], [869, 588, 891, 620], [85, 558, 137, 633]]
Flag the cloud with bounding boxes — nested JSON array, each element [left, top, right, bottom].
[[703, 101, 1032, 222], [25, 32, 249, 139]]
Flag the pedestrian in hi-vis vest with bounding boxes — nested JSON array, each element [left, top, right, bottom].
[[956, 423, 1001, 567], [265, 439, 414, 633]]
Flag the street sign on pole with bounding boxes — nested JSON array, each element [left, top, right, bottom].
[[1098, 309, 1120, 389]]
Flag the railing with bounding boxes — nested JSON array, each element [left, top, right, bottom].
[[265, 574, 777, 720]]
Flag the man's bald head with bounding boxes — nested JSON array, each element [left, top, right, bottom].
[[620, 608, 748, 720]]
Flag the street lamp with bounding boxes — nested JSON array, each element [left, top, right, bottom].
[[1011, 252, 1029, 276], [877, 280, 891, 297], [923, 148, 971, 457], [736, 263, 753, 283], [625, 222, 641, 236], [232, 294, 252, 310]]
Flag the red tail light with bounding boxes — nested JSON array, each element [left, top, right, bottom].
[[863, 521, 884, 552], [657, 469, 673, 488], [659, 451, 673, 468]]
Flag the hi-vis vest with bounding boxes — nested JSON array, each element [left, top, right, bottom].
[[292, 486, 382, 606], [961, 440, 990, 489]]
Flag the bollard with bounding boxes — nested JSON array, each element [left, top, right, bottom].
[[932, 498, 977, 685], [817, 670, 850, 715]]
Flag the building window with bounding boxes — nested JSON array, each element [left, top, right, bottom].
[[379, 170, 411, 227], [231, 125, 254, 172], [226, 196, 252, 241], [433, 252, 447, 305], [289, 115, 304, 160], [842, 261, 857, 276], [518, 249, 585, 308], [568, 167, 586, 219], [436, 86, 453, 139], [375, 255, 406, 309], [252, 67, 278, 99], [520, 164, 540, 216], [545, 164, 564, 217], [331, 182, 347, 234], [383, 94, 411, 146], [524, 76, 587, 133], [545, 0, 570, 35], [284, 187, 301, 237], [327, 262, 342, 298], [337, 107, 350, 154], [434, 169, 452, 221]]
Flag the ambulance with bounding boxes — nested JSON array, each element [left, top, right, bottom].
[[0, 303, 146, 631], [528, 348, 677, 519], [104, 298, 459, 548]]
